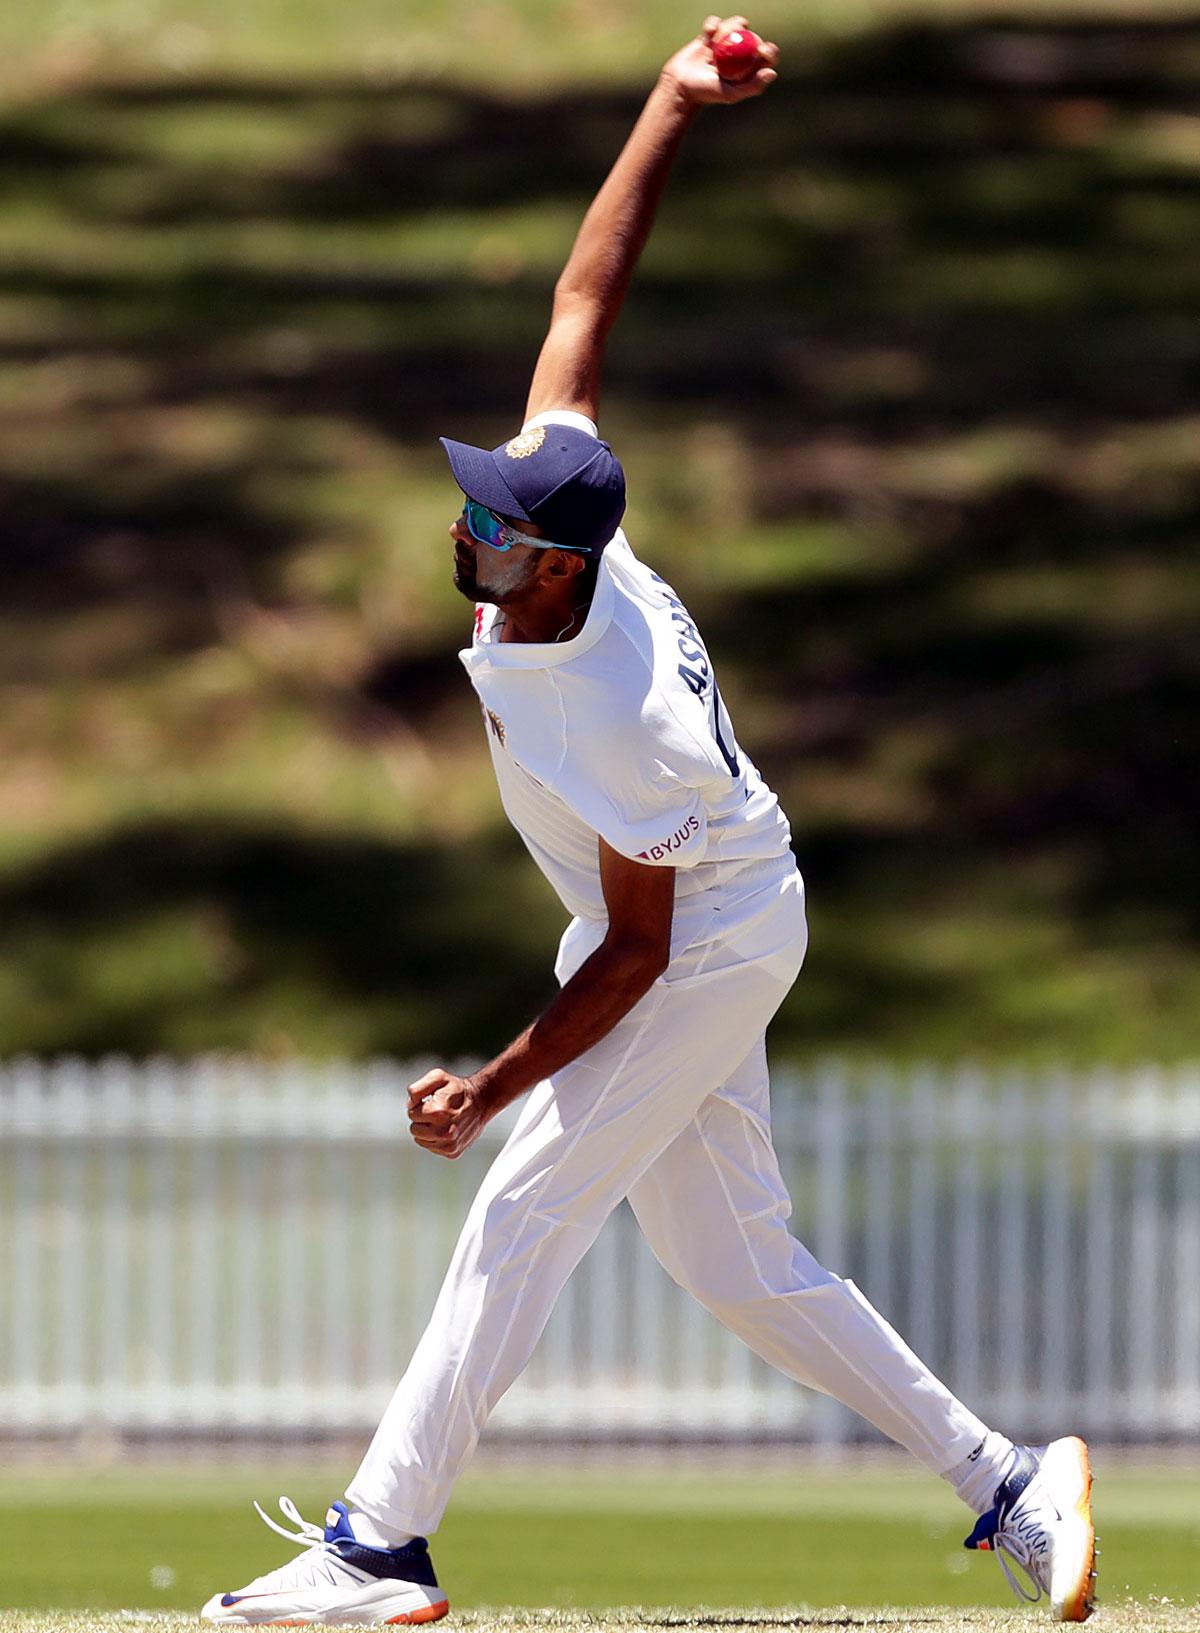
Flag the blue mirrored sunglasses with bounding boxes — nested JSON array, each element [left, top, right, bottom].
[[461, 498, 590, 556]]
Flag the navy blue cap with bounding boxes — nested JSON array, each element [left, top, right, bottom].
[[440, 423, 626, 556]]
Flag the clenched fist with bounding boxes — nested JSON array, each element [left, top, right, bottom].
[[408, 1067, 489, 1160]]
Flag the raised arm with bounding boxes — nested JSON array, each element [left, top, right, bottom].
[[524, 14, 779, 425]]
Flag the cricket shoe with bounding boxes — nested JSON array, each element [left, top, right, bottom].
[[964, 1436, 1097, 1622], [200, 1497, 449, 1626]]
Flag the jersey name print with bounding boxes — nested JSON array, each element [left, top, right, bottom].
[[649, 568, 741, 781], [459, 524, 798, 974]]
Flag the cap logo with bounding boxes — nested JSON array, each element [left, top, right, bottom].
[[504, 426, 546, 460]]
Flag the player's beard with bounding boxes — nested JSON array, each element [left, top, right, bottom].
[[453, 544, 541, 606]]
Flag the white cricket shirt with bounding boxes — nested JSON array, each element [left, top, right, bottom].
[[459, 412, 802, 981]]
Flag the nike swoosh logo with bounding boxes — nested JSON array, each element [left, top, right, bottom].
[[221, 1593, 288, 1607]]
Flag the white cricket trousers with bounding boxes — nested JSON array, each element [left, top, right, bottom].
[[347, 879, 989, 1536]]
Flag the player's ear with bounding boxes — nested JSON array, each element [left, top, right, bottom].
[[543, 549, 588, 581]]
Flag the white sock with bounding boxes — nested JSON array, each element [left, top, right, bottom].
[[943, 1429, 1019, 1515], [348, 1509, 416, 1550]]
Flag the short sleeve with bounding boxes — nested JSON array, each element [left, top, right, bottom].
[[551, 698, 711, 870], [522, 408, 600, 440], [596, 778, 708, 868]]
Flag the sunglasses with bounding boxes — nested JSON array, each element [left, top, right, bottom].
[[461, 498, 591, 556]]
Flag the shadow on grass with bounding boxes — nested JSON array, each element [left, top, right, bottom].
[[2, 17, 1197, 601], [0, 818, 564, 1056], [4, 16, 1199, 555], [1, 14, 1198, 1055]]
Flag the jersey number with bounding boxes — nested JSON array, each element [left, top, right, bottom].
[[678, 664, 740, 778]]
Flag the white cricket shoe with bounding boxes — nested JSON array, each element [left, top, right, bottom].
[[964, 1436, 1097, 1621], [200, 1497, 450, 1626]]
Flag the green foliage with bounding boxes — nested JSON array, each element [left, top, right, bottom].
[[1, 11, 1198, 1059]]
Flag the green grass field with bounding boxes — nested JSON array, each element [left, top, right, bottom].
[[3, 1459, 1198, 1626], [2, 0, 1199, 1060], [3, 0, 1194, 90], [6, 1616, 1200, 1633], [3, 10, 1199, 1064]]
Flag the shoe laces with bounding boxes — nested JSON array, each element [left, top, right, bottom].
[[968, 1501, 1052, 1605], [247, 1496, 365, 1592]]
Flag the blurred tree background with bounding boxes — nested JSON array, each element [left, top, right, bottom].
[[1, 0, 1196, 1061]]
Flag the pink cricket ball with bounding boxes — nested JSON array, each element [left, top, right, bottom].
[[712, 26, 763, 82]]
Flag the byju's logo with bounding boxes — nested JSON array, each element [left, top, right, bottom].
[[637, 815, 700, 862]]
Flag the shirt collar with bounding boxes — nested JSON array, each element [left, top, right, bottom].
[[461, 533, 621, 671]]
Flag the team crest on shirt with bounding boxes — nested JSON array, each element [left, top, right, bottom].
[[485, 706, 506, 746], [504, 426, 546, 460]]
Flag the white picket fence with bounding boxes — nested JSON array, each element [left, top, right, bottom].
[[1, 1058, 1198, 1443]]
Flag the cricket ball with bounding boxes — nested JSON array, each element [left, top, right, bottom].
[[712, 25, 763, 82]]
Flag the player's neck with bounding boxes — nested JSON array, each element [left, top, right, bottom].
[[498, 585, 593, 645]]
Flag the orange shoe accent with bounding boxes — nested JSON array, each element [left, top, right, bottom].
[[1061, 1438, 1097, 1623], [255, 1613, 447, 1629], [231, 1600, 448, 1627]]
